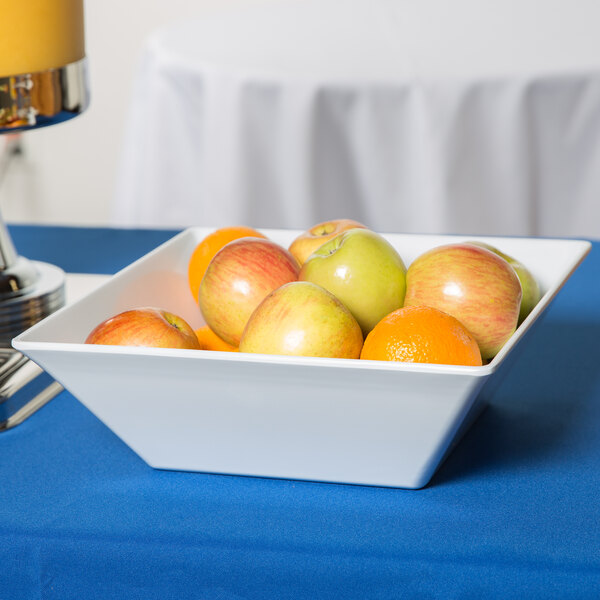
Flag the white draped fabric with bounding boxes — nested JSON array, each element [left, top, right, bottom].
[[114, 0, 600, 239]]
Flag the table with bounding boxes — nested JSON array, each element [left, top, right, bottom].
[[114, 0, 600, 239], [2, 225, 600, 598]]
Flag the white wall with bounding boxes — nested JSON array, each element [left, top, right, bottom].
[[3, 0, 599, 239], [0, 0, 268, 226]]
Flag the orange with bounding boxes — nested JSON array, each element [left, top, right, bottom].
[[188, 226, 266, 302], [195, 325, 239, 352], [360, 305, 482, 366]]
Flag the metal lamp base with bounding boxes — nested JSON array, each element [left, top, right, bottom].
[[0, 256, 66, 431], [0, 55, 89, 428], [0, 260, 65, 346]]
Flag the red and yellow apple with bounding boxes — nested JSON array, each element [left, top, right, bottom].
[[299, 228, 407, 336], [404, 243, 522, 360], [288, 218, 368, 265], [85, 307, 201, 349], [198, 237, 300, 346], [239, 281, 363, 358], [466, 241, 541, 325]]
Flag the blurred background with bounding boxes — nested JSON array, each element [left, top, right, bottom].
[[1, 0, 599, 238], [0, 0, 263, 225]]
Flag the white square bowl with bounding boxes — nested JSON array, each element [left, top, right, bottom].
[[13, 229, 591, 489]]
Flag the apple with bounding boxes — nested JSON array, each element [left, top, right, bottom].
[[288, 219, 368, 265], [85, 307, 201, 349], [239, 281, 363, 358], [198, 237, 300, 346], [404, 243, 522, 360], [299, 228, 407, 336], [466, 241, 541, 325]]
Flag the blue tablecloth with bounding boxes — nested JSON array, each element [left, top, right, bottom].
[[2, 225, 600, 599]]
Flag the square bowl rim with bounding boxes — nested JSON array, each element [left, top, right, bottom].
[[12, 228, 592, 379]]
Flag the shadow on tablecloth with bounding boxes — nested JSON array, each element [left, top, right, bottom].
[[432, 319, 600, 487]]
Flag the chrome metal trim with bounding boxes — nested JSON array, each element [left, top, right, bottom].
[[0, 353, 42, 398], [0, 261, 65, 346], [0, 349, 63, 431], [0, 58, 89, 132]]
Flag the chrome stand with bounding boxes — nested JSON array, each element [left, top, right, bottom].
[[0, 58, 89, 428], [0, 207, 66, 345]]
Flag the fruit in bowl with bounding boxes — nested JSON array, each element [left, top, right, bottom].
[[85, 307, 201, 350], [404, 243, 522, 360], [87, 224, 533, 365], [187, 226, 266, 302], [299, 228, 407, 336], [288, 218, 367, 265], [198, 237, 300, 346], [466, 241, 541, 324], [239, 281, 363, 358], [361, 305, 482, 366], [195, 325, 239, 352]]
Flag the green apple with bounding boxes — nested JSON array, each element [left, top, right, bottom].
[[239, 281, 363, 358], [298, 228, 407, 335], [467, 241, 540, 324]]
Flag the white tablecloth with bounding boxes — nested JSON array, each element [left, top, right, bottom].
[[114, 0, 600, 238]]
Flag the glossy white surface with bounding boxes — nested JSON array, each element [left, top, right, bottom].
[[65, 273, 110, 304], [13, 229, 591, 488]]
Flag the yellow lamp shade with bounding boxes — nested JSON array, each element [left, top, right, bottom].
[[0, 0, 85, 77]]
